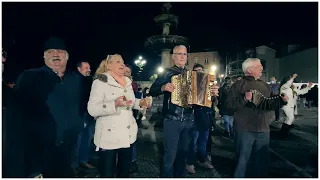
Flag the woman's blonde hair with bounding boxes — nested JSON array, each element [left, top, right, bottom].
[[94, 54, 122, 76]]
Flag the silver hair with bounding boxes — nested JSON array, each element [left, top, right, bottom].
[[242, 58, 261, 74], [173, 45, 187, 53]]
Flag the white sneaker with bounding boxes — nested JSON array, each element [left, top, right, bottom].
[[198, 161, 214, 169], [186, 165, 196, 174]]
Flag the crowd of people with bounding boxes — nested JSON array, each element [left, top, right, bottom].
[[2, 37, 317, 178]]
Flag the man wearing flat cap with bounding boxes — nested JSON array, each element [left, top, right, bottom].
[[15, 37, 84, 177]]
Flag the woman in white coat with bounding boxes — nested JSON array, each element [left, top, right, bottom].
[[87, 54, 151, 177], [279, 74, 312, 136]]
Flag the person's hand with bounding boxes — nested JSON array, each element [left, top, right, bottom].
[[292, 74, 298, 79], [211, 85, 219, 97], [114, 96, 132, 107], [161, 83, 175, 93], [245, 91, 253, 102], [308, 82, 313, 87]]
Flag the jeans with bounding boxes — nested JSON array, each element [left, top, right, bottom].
[[223, 115, 234, 133], [73, 118, 95, 168], [132, 141, 137, 162], [206, 128, 212, 154], [187, 130, 210, 165], [234, 131, 270, 178], [161, 118, 194, 177], [99, 144, 133, 178]]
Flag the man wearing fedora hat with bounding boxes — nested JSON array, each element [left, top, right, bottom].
[[15, 36, 84, 177]]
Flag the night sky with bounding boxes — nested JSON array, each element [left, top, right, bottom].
[[2, 2, 318, 81]]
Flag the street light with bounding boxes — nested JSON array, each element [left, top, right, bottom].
[[157, 66, 164, 73], [219, 74, 224, 83], [134, 56, 147, 70], [211, 65, 217, 71]]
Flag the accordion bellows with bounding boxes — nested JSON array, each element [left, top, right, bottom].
[[171, 71, 215, 108], [251, 89, 280, 110]]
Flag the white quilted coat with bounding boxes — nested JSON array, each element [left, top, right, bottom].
[[88, 72, 141, 150]]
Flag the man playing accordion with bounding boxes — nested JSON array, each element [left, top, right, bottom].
[[225, 58, 288, 178]]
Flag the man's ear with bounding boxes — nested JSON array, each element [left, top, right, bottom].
[[246, 68, 252, 74], [77, 67, 81, 72]]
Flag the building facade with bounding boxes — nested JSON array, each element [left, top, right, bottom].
[[226, 45, 318, 83], [169, 51, 223, 75]]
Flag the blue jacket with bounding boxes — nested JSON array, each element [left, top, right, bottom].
[[15, 65, 84, 146]]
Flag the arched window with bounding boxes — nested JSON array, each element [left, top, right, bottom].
[[194, 57, 199, 64], [205, 57, 209, 64]]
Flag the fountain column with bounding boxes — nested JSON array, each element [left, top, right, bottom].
[[145, 2, 188, 68], [161, 49, 171, 68]]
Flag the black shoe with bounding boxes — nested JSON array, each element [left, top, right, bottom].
[[280, 123, 291, 137], [130, 161, 138, 174]]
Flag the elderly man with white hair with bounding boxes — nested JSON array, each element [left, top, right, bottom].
[[225, 58, 288, 177]]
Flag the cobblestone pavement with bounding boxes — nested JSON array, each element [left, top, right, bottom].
[[77, 107, 318, 178]]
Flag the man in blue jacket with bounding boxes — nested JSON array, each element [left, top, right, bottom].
[[270, 76, 280, 122], [15, 37, 84, 178]]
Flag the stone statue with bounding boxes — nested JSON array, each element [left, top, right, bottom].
[[162, 3, 172, 13], [163, 23, 170, 35]]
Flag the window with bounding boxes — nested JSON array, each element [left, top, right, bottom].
[[205, 57, 209, 64], [194, 57, 199, 64]]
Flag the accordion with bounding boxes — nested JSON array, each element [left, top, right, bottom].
[[251, 90, 281, 110], [171, 71, 215, 108]]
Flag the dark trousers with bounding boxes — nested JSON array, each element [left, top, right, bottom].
[[99, 144, 133, 178], [25, 133, 78, 178], [2, 107, 25, 178], [206, 128, 212, 154], [234, 131, 270, 178], [161, 118, 194, 177], [275, 108, 280, 121], [73, 119, 95, 168], [187, 129, 210, 165]]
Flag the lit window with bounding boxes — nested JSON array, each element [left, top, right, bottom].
[[194, 57, 199, 63], [205, 58, 209, 64]]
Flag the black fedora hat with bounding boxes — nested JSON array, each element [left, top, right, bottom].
[[44, 36, 67, 51]]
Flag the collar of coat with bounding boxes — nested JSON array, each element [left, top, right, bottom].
[[94, 72, 132, 89]]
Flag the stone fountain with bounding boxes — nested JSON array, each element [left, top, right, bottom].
[[145, 3, 189, 68]]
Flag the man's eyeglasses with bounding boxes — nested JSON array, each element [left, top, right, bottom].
[[173, 53, 188, 57], [2, 50, 7, 59]]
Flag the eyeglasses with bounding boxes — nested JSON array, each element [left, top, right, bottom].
[[173, 53, 188, 57], [2, 50, 7, 59]]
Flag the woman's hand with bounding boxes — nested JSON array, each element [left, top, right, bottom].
[[115, 96, 133, 107], [291, 74, 298, 79]]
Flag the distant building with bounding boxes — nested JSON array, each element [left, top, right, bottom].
[[169, 51, 223, 76], [226, 45, 318, 82]]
